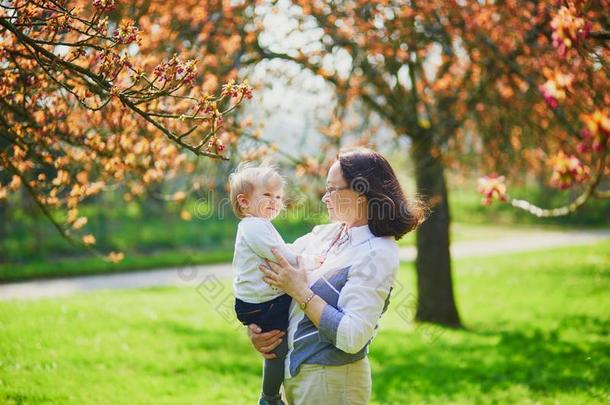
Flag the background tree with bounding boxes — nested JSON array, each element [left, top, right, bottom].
[[0, 0, 257, 260], [457, 1, 608, 215], [249, 0, 608, 326]]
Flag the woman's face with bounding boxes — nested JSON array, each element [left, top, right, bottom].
[[322, 161, 362, 224]]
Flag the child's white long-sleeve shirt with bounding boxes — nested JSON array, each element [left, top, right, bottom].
[[232, 216, 308, 303]]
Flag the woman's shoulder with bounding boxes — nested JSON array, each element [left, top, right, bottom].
[[368, 234, 399, 252], [359, 235, 400, 268]]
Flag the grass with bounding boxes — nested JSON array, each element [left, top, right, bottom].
[[3, 179, 607, 281], [0, 248, 234, 283], [3, 191, 603, 282], [447, 185, 610, 227], [3, 220, 596, 282], [3, 199, 325, 263], [0, 221, 436, 281], [1, 241, 608, 404], [0, 202, 322, 282], [395, 221, 589, 247]]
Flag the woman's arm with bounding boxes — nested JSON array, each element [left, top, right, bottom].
[[259, 249, 328, 329], [317, 247, 398, 354], [261, 244, 399, 356]]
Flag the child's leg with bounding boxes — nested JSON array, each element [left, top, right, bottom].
[[260, 338, 289, 402]]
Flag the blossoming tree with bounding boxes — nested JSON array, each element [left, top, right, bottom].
[[250, 0, 608, 325], [472, 1, 608, 215], [0, 0, 257, 261]]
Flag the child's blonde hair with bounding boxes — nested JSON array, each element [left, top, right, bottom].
[[228, 161, 284, 218]]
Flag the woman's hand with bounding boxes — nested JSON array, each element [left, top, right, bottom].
[[247, 324, 285, 359], [259, 248, 311, 302]]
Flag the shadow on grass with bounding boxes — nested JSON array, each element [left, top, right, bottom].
[[2, 392, 60, 404], [372, 315, 610, 403], [153, 320, 262, 378]]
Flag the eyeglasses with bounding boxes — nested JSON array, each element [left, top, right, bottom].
[[323, 185, 350, 196]]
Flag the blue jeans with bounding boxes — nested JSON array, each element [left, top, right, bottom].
[[234, 293, 292, 332], [235, 293, 292, 402]]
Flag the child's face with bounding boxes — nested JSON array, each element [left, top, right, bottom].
[[240, 177, 284, 220]]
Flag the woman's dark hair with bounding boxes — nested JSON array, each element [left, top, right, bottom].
[[338, 148, 428, 240]]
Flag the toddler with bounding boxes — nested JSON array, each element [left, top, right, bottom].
[[229, 162, 321, 405]]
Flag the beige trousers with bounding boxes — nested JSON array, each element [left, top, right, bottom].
[[283, 357, 372, 405]]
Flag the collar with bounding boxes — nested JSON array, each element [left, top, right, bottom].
[[241, 216, 270, 223], [345, 223, 375, 246]]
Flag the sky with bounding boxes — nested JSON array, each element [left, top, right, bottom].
[[241, 1, 401, 161]]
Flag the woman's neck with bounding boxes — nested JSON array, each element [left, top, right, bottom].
[[343, 217, 368, 229]]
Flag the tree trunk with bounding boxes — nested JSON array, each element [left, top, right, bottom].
[[0, 200, 6, 263], [410, 134, 461, 327]]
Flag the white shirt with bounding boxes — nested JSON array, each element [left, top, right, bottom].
[[283, 222, 400, 378], [232, 216, 304, 303]]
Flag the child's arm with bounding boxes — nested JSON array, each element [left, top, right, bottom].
[[241, 219, 299, 267], [299, 253, 325, 271], [286, 237, 310, 256]]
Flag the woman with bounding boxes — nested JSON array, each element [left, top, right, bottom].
[[250, 148, 425, 404]]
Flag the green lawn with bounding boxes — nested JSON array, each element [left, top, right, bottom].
[[0, 206, 320, 282], [3, 221, 599, 282], [395, 221, 586, 247], [0, 248, 235, 283], [3, 179, 607, 282], [1, 242, 608, 404]]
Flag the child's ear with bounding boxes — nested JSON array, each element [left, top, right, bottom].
[[237, 193, 249, 208]]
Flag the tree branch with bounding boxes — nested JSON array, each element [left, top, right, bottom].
[[509, 149, 608, 217]]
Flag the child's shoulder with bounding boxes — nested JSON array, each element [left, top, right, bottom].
[[238, 216, 274, 233], [310, 222, 343, 238], [240, 216, 269, 224]]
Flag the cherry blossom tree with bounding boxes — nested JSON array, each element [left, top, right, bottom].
[[0, 0, 257, 261], [468, 1, 608, 216], [249, 0, 608, 326]]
